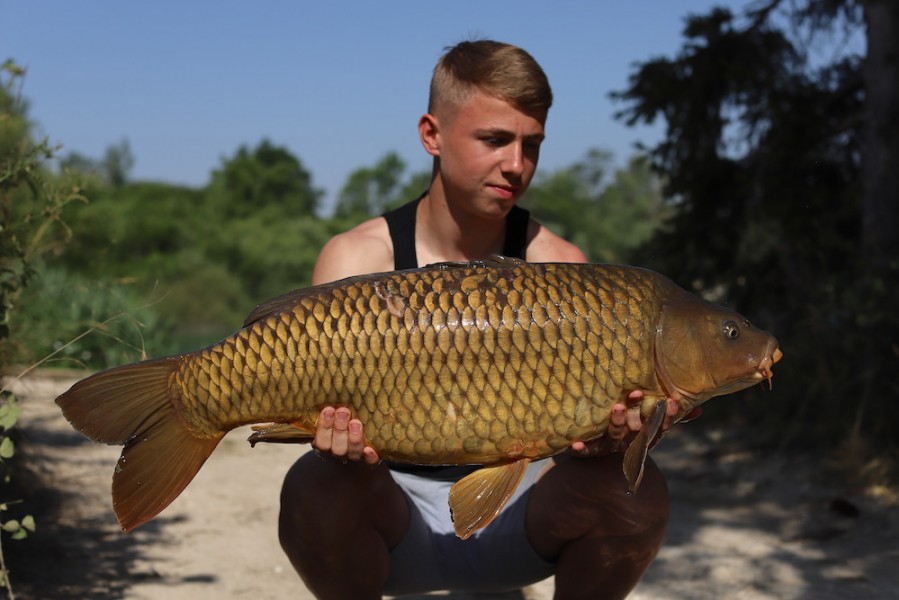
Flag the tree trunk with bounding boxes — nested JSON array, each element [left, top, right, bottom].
[[862, 0, 899, 269], [859, 0, 899, 439]]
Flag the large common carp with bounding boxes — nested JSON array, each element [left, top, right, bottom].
[[56, 256, 781, 539]]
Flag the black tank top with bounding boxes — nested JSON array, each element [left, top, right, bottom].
[[382, 194, 531, 270], [381, 194, 531, 479]]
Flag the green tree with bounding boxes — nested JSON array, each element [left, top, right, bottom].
[[102, 138, 134, 188], [207, 139, 322, 219], [48, 139, 337, 357], [332, 151, 432, 223], [58, 139, 133, 189], [614, 1, 899, 453], [59, 181, 204, 280], [0, 60, 32, 342], [1, 59, 85, 598], [523, 149, 668, 262], [225, 213, 330, 301], [1, 60, 86, 347], [58, 151, 104, 182], [335, 151, 407, 219]]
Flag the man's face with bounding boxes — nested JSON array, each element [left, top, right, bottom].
[[425, 90, 546, 219]]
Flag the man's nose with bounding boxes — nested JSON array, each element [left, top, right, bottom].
[[500, 142, 524, 177]]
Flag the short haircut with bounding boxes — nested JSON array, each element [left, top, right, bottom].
[[428, 40, 553, 121]]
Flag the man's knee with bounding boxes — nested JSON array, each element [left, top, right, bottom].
[[279, 454, 360, 531], [529, 454, 670, 546], [624, 456, 669, 539], [279, 455, 322, 550], [278, 454, 409, 550], [591, 454, 669, 537]]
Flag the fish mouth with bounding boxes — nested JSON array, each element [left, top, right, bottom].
[[758, 341, 783, 390]]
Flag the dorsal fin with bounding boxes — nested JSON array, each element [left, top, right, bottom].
[[425, 254, 526, 271]]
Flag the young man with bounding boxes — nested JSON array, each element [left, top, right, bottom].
[[278, 40, 678, 599]]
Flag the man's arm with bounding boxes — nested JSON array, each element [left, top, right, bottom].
[[524, 220, 590, 263], [308, 217, 394, 465]]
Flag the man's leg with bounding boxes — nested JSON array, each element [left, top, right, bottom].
[[279, 454, 410, 599], [526, 453, 669, 600]]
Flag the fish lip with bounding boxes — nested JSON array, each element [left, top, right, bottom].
[[758, 340, 782, 389]]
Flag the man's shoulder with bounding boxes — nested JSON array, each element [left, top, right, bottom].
[[330, 217, 391, 250], [312, 217, 394, 284], [525, 219, 589, 263]]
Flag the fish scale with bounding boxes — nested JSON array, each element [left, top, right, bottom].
[[166, 261, 662, 462], [55, 256, 781, 536]]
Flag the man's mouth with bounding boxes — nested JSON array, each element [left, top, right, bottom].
[[488, 184, 517, 200]]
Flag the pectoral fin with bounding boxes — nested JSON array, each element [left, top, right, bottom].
[[247, 422, 315, 446], [622, 399, 667, 494], [448, 459, 530, 540]]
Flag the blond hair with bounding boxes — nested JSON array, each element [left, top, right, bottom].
[[428, 40, 553, 121]]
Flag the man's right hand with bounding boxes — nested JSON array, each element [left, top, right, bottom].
[[312, 406, 381, 465]]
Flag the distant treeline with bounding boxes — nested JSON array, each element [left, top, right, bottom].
[[4, 118, 668, 367]]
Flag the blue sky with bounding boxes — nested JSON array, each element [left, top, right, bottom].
[[8, 1, 749, 212]]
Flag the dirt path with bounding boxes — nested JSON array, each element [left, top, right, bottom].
[[3, 372, 898, 599]]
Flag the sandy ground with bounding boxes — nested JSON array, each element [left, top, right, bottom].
[[2, 371, 898, 600]]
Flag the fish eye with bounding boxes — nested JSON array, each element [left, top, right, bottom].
[[724, 320, 741, 339]]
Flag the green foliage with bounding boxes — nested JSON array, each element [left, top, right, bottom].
[[0, 391, 35, 594], [9, 268, 176, 368], [223, 211, 330, 300], [335, 152, 407, 219], [523, 149, 669, 263], [1, 60, 87, 357], [58, 182, 205, 279], [614, 2, 899, 456], [207, 139, 323, 219], [58, 138, 135, 189], [334, 151, 431, 221], [20, 139, 344, 363]]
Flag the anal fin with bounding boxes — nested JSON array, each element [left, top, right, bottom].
[[248, 422, 315, 447], [448, 459, 530, 540], [622, 399, 667, 494]]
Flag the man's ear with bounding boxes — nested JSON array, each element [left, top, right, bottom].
[[418, 113, 440, 157]]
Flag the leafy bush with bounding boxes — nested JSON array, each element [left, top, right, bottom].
[[7, 267, 176, 370]]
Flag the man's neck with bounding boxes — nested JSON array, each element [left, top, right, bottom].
[[416, 187, 507, 264]]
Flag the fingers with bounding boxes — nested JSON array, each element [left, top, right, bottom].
[[662, 397, 677, 431], [578, 391, 644, 457], [606, 404, 628, 441], [312, 406, 338, 453], [608, 391, 645, 439], [361, 446, 381, 466], [312, 407, 381, 464], [571, 392, 704, 457], [625, 391, 643, 431]]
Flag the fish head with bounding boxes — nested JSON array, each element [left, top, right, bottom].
[[654, 291, 782, 412]]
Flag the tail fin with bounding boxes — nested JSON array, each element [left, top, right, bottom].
[[55, 357, 223, 532]]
